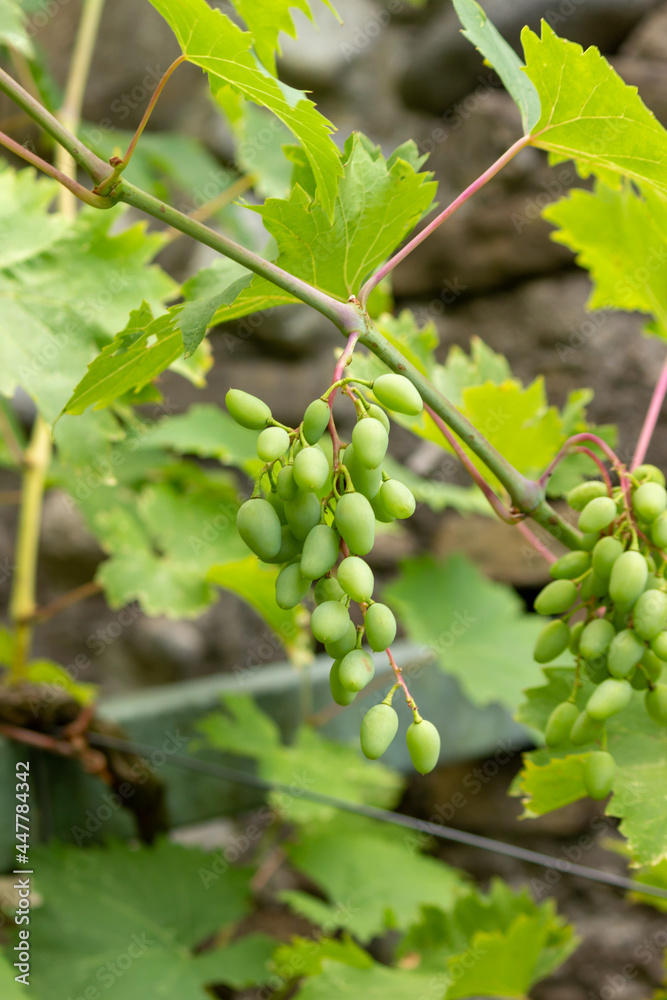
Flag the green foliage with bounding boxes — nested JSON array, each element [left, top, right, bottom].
[[198, 695, 403, 823], [384, 554, 548, 710], [544, 181, 667, 339], [0, 0, 33, 56], [517, 667, 667, 866], [147, 0, 342, 218], [229, 0, 339, 75], [522, 22, 667, 192], [211, 135, 436, 325], [7, 839, 271, 1000], [0, 174, 175, 422], [453, 0, 540, 132]]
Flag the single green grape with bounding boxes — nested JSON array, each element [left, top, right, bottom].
[[360, 703, 399, 759], [352, 417, 389, 470], [406, 718, 440, 774], [584, 751, 615, 800], [364, 603, 397, 652], [534, 580, 577, 616], [609, 551, 648, 607], [302, 399, 331, 445], [372, 374, 423, 416], [300, 523, 340, 580], [293, 446, 329, 492], [549, 550, 592, 581], [533, 619, 570, 664], [275, 562, 310, 610], [226, 388, 271, 429], [310, 601, 351, 644], [586, 678, 633, 721], [257, 426, 290, 463], [334, 492, 375, 555], [545, 701, 579, 748], [339, 648, 375, 692], [378, 479, 416, 520], [236, 498, 282, 561], [566, 480, 608, 512], [578, 496, 617, 534], [632, 482, 667, 523], [337, 555, 375, 603]]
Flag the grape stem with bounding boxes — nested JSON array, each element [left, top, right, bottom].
[[515, 521, 557, 565], [632, 351, 667, 469], [539, 434, 621, 488], [386, 647, 416, 710], [328, 330, 362, 469]]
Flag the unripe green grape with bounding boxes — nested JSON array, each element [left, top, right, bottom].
[[645, 684, 667, 725], [310, 601, 351, 644], [265, 489, 287, 525], [262, 525, 302, 565], [644, 575, 664, 592], [226, 388, 272, 429], [607, 629, 645, 679], [579, 532, 600, 552], [237, 498, 282, 561], [330, 660, 356, 706], [570, 710, 604, 746], [337, 556, 375, 603], [651, 513, 667, 549], [257, 426, 290, 463], [303, 399, 331, 445], [652, 632, 667, 660], [324, 620, 358, 659], [566, 480, 609, 511], [293, 446, 329, 492], [360, 703, 399, 759], [592, 536, 624, 581], [339, 648, 375, 692], [634, 464, 666, 487], [584, 751, 615, 800], [580, 570, 607, 601], [549, 550, 591, 580], [370, 491, 395, 523], [364, 603, 397, 652], [300, 524, 340, 580], [343, 444, 382, 500], [545, 701, 579, 748], [314, 576, 345, 605], [534, 579, 577, 616], [641, 649, 663, 682], [533, 619, 570, 664], [275, 562, 310, 609], [579, 618, 615, 661], [406, 719, 440, 774], [569, 620, 585, 654], [584, 655, 610, 685], [285, 490, 321, 540], [586, 678, 633, 720], [609, 551, 648, 607], [379, 479, 416, 520], [277, 465, 298, 501], [578, 496, 617, 533], [632, 482, 667, 523], [352, 418, 389, 469], [372, 373, 423, 416], [633, 590, 667, 640], [334, 492, 375, 555], [367, 403, 390, 432]]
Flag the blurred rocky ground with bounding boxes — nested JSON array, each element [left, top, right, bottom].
[[2, 0, 667, 689]]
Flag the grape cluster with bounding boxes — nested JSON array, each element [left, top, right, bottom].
[[535, 464, 667, 799], [226, 373, 441, 774]]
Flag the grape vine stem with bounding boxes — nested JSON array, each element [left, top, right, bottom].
[[386, 648, 415, 710], [632, 352, 667, 469]]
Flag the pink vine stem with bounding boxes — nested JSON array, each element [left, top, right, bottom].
[[515, 521, 557, 565], [328, 329, 362, 467], [387, 647, 415, 709], [424, 405, 518, 524], [359, 135, 531, 307], [632, 352, 667, 470]]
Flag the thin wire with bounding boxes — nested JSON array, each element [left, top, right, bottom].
[[88, 731, 667, 903]]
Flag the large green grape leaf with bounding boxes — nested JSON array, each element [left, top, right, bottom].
[[229, 0, 338, 75], [0, 189, 175, 423], [147, 0, 341, 219], [383, 554, 546, 711], [283, 819, 469, 942], [452, 0, 540, 132], [0, 0, 33, 56], [515, 667, 667, 866], [64, 264, 250, 414], [210, 135, 437, 326], [198, 695, 403, 824], [397, 881, 575, 996], [0, 167, 67, 266], [543, 181, 667, 338], [281, 960, 436, 999], [522, 22, 667, 192], [20, 840, 264, 1000]]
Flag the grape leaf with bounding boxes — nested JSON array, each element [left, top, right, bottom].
[[543, 181, 667, 338], [0, 955, 25, 998], [0, 166, 66, 266], [24, 659, 97, 705], [522, 22, 667, 192], [0, 191, 175, 423], [280, 960, 436, 1000], [229, 0, 339, 75], [0, 0, 33, 56], [147, 0, 341, 219], [24, 839, 257, 1000], [453, 0, 540, 132], [211, 134, 437, 322], [135, 404, 262, 476], [283, 823, 469, 941], [64, 264, 250, 414], [516, 666, 667, 866], [384, 554, 546, 711], [397, 881, 576, 995], [198, 695, 403, 824], [272, 936, 373, 979]]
